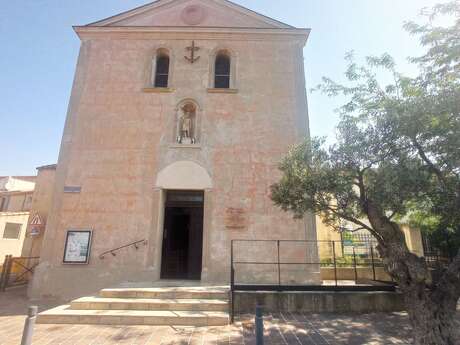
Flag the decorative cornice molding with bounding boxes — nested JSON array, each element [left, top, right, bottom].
[[74, 26, 310, 44]]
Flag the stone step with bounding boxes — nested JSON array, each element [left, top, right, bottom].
[[70, 296, 229, 312], [37, 305, 229, 326], [99, 287, 229, 300]]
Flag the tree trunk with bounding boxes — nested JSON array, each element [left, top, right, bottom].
[[405, 289, 458, 345], [365, 202, 459, 345], [379, 239, 459, 345]]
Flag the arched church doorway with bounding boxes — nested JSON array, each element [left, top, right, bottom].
[[155, 161, 212, 280]]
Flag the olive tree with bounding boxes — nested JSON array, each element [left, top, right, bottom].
[[271, 2, 460, 344]]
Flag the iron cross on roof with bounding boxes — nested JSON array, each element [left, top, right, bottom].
[[185, 41, 200, 63]]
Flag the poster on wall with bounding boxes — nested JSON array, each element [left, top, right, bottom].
[[63, 230, 92, 264]]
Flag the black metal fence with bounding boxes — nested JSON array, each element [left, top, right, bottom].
[[0, 255, 40, 291], [229, 239, 396, 323], [230, 239, 391, 288]]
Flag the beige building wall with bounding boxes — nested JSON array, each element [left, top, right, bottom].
[[315, 216, 342, 259], [30, 0, 319, 300], [1, 193, 33, 213], [402, 225, 424, 257], [0, 167, 56, 266], [0, 177, 35, 265], [0, 213, 29, 264], [316, 217, 425, 258], [21, 165, 57, 258]]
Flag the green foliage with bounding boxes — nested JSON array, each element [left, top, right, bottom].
[[404, 1, 460, 81], [320, 256, 355, 267], [320, 256, 381, 268], [271, 1, 460, 255]]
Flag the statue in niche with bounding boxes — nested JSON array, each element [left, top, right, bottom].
[[177, 103, 196, 144]]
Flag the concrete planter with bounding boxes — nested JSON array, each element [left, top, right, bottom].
[[234, 291, 405, 314]]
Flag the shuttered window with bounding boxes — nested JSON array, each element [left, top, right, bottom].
[[0, 197, 9, 212], [3, 223, 21, 239]]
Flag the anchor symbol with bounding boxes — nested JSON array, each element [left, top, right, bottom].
[[185, 40, 200, 64]]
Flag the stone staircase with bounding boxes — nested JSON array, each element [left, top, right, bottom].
[[37, 285, 230, 326]]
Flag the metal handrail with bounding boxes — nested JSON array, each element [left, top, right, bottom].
[[99, 239, 148, 259], [5, 256, 40, 260]]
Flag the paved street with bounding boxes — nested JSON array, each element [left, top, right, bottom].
[[1, 287, 459, 345]]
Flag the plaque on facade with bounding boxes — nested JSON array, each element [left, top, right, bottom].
[[225, 208, 248, 229], [64, 186, 82, 193], [63, 230, 92, 264]]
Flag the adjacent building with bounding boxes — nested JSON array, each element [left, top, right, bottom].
[[0, 176, 35, 263], [316, 216, 426, 267], [0, 165, 57, 266]]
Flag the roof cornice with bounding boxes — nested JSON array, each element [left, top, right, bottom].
[[74, 26, 310, 44], [0, 190, 34, 196], [36, 164, 57, 171]]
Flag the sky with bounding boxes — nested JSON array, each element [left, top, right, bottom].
[[0, 0, 447, 176]]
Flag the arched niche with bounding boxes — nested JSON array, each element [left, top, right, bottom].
[[155, 161, 212, 190], [174, 99, 202, 144]]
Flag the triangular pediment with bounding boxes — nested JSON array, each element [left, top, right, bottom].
[[87, 0, 293, 29]]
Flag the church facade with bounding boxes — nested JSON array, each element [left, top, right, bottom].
[[30, 0, 319, 299]]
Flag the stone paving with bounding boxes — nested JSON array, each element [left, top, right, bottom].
[[1, 287, 459, 345]]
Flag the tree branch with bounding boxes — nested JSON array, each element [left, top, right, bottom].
[[356, 169, 368, 212], [387, 210, 398, 220], [323, 204, 384, 242], [412, 137, 449, 188], [343, 226, 372, 233]]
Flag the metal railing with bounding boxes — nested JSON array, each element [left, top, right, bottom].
[[98, 239, 148, 259], [229, 239, 394, 323], [0, 255, 40, 291], [230, 239, 390, 286]]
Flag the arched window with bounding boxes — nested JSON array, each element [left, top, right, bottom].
[[214, 53, 231, 89], [154, 53, 170, 88]]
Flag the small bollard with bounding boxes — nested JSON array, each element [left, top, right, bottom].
[[21, 306, 37, 345], [255, 305, 264, 345]]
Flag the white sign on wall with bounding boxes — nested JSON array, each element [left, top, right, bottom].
[[29, 213, 43, 226], [63, 230, 93, 264]]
